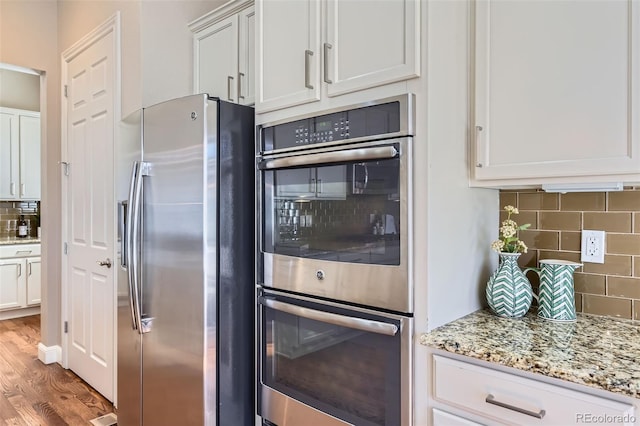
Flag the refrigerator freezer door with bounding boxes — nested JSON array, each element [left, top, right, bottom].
[[141, 94, 210, 426]]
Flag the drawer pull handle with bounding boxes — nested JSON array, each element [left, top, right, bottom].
[[485, 394, 546, 419]]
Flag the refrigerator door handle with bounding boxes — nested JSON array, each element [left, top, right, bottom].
[[131, 161, 152, 335], [125, 162, 139, 330]]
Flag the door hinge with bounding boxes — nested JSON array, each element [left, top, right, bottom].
[[64, 321, 68, 333], [59, 161, 70, 176], [64, 85, 68, 98], [63, 242, 68, 255]]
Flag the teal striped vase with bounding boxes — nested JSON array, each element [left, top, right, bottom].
[[486, 252, 533, 318], [537, 259, 581, 322]]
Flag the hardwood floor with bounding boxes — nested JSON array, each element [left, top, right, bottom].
[[0, 315, 113, 425]]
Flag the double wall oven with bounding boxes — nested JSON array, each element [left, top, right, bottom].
[[257, 94, 415, 426]]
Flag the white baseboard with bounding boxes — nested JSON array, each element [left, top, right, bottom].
[[0, 306, 40, 321], [38, 342, 62, 365]]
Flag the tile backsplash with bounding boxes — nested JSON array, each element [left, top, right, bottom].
[[0, 201, 39, 238], [500, 189, 640, 320]]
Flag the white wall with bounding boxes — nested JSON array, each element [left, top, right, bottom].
[[0, 0, 60, 348], [408, 2, 498, 425], [0, 69, 41, 111], [141, 1, 225, 107]]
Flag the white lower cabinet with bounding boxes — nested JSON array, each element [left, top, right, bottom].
[[0, 258, 25, 310], [433, 408, 483, 426], [432, 355, 636, 425], [0, 245, 41, 314], [26, 257, 41, 306]]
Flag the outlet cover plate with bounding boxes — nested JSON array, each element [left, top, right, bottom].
[[581, 229, 605, 264]]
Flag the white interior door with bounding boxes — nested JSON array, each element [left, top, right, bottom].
[[63, 16, 119, 402]]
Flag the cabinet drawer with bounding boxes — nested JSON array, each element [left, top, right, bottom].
[[432, 408, 483, 426], [433, 355, 635, 425], [0, 244, 41, 258]]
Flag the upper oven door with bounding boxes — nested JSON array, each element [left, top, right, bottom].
[[258, 138, 412, 313]]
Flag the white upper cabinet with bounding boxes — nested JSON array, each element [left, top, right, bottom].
[[238, 6, 256, 105], [191, 0, 254, 106], [256, 0, 420, 114], [257, 0, 321, 112], [19, 114, 41, 200], [0, 108, 40, 200], [325, 0, 419, 98], [472, 0, 640, 185], [0, 111, 19, 200]]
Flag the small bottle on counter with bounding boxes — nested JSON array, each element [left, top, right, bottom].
[[17, 215, 28, 238]]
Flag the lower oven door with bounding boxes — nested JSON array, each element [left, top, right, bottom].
[[258, 289, 413, 426]]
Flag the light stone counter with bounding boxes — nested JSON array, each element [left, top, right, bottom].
[[420, 309, 640, 398], [0, 237, 41, 245]]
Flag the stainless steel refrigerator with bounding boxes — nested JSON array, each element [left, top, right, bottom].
[[116, 94, 255, 426]]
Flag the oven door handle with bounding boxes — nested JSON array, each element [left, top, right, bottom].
[[258, 146, 398, 170], [260, 297, 398, 336]]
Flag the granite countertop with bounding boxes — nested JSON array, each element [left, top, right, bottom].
[[0, 237, 41, 245], [420, 309, 640, 399]]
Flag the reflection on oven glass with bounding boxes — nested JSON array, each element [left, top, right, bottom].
[[265, 156, 402, 267], [271, 198, 400, 266], [264, 309, 400, 426]]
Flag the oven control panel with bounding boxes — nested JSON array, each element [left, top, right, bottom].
[[260, 100, 402, 153], [293, 114, 350, 145]]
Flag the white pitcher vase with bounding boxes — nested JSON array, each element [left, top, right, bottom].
[[486, 252, 533, 318]]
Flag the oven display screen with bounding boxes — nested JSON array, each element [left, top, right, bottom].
[[315, 120, 332, 132]]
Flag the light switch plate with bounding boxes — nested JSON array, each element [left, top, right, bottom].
[[581, 230, 605, 264]]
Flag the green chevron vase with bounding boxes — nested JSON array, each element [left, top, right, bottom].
[[537, 259, 581, 322], [486, 252, 533, 318]]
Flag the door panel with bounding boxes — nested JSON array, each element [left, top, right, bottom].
[[0, 260, 24, 310], [196, 15, 238, 101], [19, 114, 41, 199], [0, 112, 18, 199], [239, 6, 255, 105], [65, 24, 116, 401], [26, 257, 41, 306], [257, 0, 321, 112]]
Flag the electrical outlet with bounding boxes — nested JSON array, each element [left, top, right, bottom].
[[581, 230, 605, 264]]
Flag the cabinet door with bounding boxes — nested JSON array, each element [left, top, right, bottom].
[[432, 409, 483, 426], [474, 0, 640, 182], [195, 15, 239, 102], [19, 114, 41, 199], [0, 111, 19, 200], [275, 168, 316, 199], [0, 259, 25, 310], [325, 0, 420, 97], [315, 165, 346, 199], [26, 257, 41, 306], [256, 0, 321, 112], [238, 5, 255, 105]]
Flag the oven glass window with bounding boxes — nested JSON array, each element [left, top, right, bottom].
[[261, 296, 401, 426], [263, 155, 401, 265]]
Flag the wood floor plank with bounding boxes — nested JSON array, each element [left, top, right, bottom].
[[0, 315, 113, 425]]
